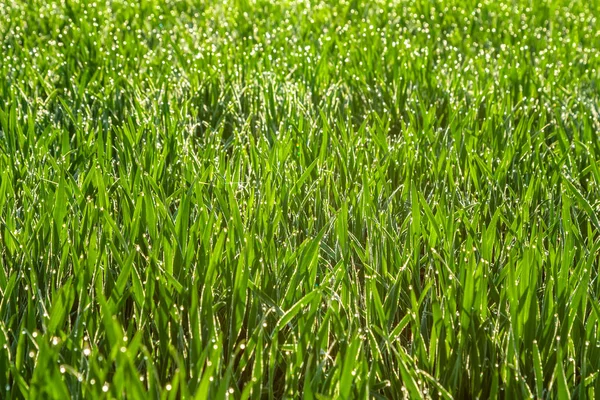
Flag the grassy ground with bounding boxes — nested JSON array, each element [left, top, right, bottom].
[[1, 0, 600, 398]]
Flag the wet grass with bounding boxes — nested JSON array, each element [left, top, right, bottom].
[[1, 0, 600, 398]]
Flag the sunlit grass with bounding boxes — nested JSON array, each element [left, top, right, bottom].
[[1, 0, 599, 398]]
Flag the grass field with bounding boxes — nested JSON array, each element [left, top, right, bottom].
[[1, 0, 600, 398]]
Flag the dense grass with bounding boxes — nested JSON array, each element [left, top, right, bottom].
[[1, 0, 600, 398]]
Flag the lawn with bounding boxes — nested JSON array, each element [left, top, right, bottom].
[[1, 0, 599, 398]]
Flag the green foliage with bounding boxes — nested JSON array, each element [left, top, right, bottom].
[[1, 0, 600, 398]]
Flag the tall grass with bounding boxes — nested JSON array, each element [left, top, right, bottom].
[[1, 0, 599, 398]]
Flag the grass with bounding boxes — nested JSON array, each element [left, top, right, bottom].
[[1, 0, 600, 398]]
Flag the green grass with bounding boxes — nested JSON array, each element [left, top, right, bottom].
[[1, 0, 600, 398]]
